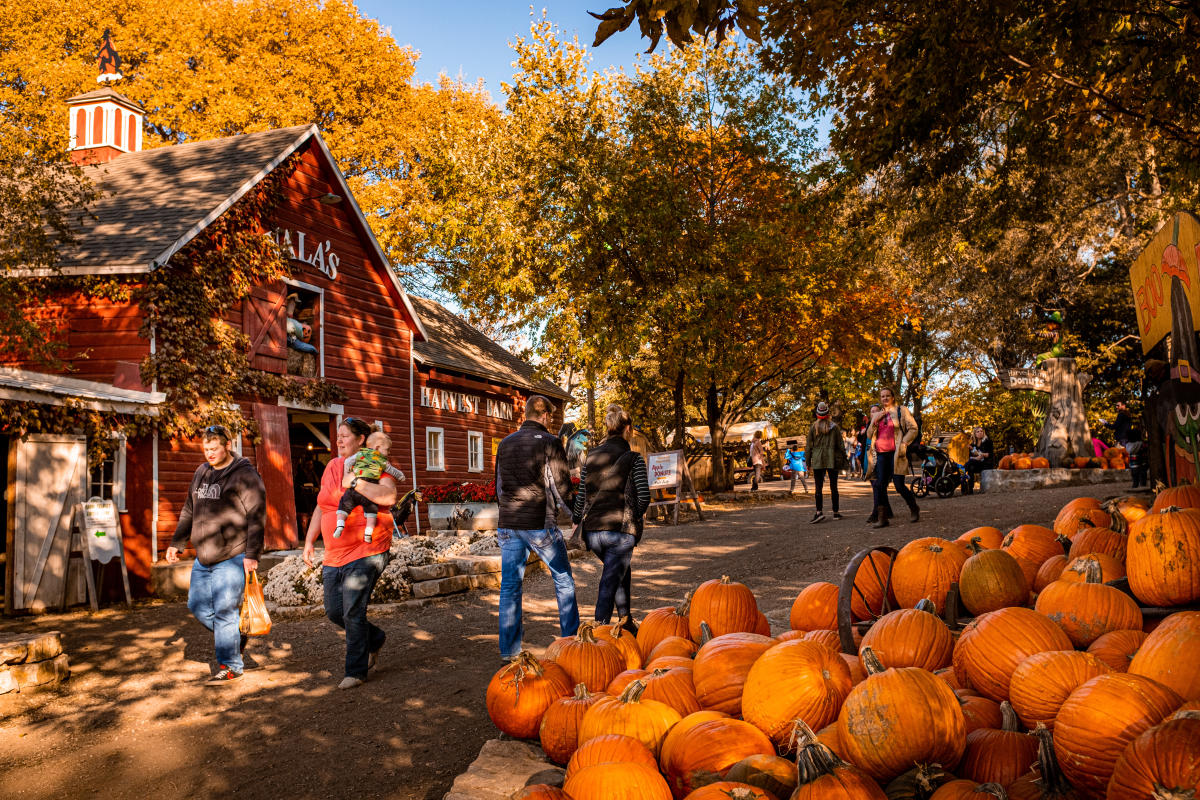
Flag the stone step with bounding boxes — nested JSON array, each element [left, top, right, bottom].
[[410, 574, 473, 599], [443, 739, 563, 800], [1, 653, 70, 693], [0, 631, 63, 665]]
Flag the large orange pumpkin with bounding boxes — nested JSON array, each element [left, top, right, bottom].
[[1053, 497, 1110, 539], [930, 781, 1008, 800], [952, 606, 1074, 702], [791, 721, 888, 800], [513, 786, 570, 800], [725, 753, 798, 800], [563, 761, 672, 800], [637, 667, 702, 716], [546, 622, 628, 691], [891, 537, 968, 614], [1066, 526, 1128, 563], [1006, 725, 1081, 800], [850, 550, 895, 620], [858, 601, 954, 671], [1150, 483, 1200, 512], [661, 717, 775, 798], [647, 635, 699, 664], [957, 701, 1037, 786], [682, 783, 772, 800], [1107, 495, 1151, 527], [1085, 628, 1146, 673], [1126, 507, 1200, 606], [801, 628, 842, 653], [1007, 650, 1111, 731], [998, 455, 1014, 470], [790, 581, 840, 631], [1034, 555, 1069, 593], [540, 683, 605, 764], [836, 648, 967, 783], [1002, 525, 1067, 586], [638, 596, 695, 658], [688, 576, 760, 640], [647, 655, 696, 671], [691, 631, 775, 715], [1058, 552, 1125, 584], [1052, 673, 1183, 796], [959, 548, 1030, 616], [958, 526, 1005, 552], [577, 679, 683, 759], [742, 639, 854, 746], [1128, 611, 1200, 700], [658, 711, 731, 770], [1015, 456, 1033, 470], [592, 619, 644, 670], [1034, 561, 1143, 647], [565, 733, 658, 780], [886, 764, 954, 799], [1106, 712, 1200, 800], [957, 690, 1003, 734], [485, 652, 573, 739]]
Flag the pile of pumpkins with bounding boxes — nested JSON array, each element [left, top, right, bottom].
[[486, 488, 1200, 800], [997, 447, 1127, 471]]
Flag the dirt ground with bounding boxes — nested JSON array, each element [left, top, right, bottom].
[[0, 477, 1133, 800]]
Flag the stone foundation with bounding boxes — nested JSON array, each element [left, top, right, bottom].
[[444, 739, 563, 800], [0, 631, 69, 694], [980, 468, 1129, 493]]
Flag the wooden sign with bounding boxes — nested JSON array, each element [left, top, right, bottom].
[[71, 498, 132, 610], [998, 368, 1050, 393], [1130, 212, 1200, 355], [645, 450, 704, 525]]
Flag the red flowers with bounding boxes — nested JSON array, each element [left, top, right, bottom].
[[422, 480, 497, 504]]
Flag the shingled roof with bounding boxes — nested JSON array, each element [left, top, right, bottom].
[[409, 295, 569, 399], [56, 124, 314, 272]]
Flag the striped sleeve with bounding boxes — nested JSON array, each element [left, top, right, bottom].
[[631, 454, 651, 515], [383, 463, 406, 484], [572, 462, 588, 522]]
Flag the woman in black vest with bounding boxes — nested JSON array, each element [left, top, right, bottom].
[[571, 406, 651, 631]]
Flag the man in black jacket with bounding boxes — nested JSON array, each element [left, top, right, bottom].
[[165, 425, 266, 684], [494, 395, 579, 660]]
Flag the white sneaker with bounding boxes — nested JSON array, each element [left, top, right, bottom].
[[338, 676, 364, 690]]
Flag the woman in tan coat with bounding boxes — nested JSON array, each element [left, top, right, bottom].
[[866, 386, 920, 527]]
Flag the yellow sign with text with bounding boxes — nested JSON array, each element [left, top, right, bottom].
[[1131, 212, 1200, 355]]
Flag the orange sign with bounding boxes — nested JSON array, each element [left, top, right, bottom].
[[1130, 212, 1200, 355]]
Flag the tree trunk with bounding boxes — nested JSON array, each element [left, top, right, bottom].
[[1035, 358, 1094, 464], [706, 381, 732, 491], [672, 367, 686, 449], [586, 362, 596, 433]]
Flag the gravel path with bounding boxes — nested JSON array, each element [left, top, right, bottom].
[[0, 478, 1131, 800]]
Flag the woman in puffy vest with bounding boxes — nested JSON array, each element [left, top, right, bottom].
[[571, 405, 651, 631]]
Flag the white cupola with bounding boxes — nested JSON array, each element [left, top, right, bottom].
[[66, 30, 143, 165]]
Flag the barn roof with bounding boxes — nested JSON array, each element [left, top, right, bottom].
[[409, 295, 569, 400]]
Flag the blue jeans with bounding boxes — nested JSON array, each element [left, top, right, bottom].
[[584, 530, 636, 624], [498, 527, 579, 659], [188, 554, 245, 673], [323, 553, 388, 679]]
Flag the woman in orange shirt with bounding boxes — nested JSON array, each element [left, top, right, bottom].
[[302, 417, 398, 689]]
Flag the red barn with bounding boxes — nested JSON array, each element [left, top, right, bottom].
[[1, 88, 567, 613]]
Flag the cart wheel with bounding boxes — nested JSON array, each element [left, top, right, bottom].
[[909, 477, 928, 498], [837, 545, 899, 654], [935, 475, 958, 498]]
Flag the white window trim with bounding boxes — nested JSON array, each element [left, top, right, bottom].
[[467, 430, 484, 473], [283, 278, 325, 378], [426, 427, 445, 471], [89, 432, 128, 513]]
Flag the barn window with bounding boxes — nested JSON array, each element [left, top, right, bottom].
[[87, 435, 127, 512], [426, 427, 444, 471], [468, 431, 484, 472]]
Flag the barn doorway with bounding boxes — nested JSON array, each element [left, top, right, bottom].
[[288, 411, 333, 541]]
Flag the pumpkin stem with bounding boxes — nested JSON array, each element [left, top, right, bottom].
[[1030, 723, 1074, 796], [928, 543, 944, 553], [790, 719, 850, 783], [860, 646, 886, 675], [699, 621, 714, 645], [612, 617, 631, 638], [720, 574, 731, 584], [1081, 557, 1103, 584], [1162, 505, 1182, 514], [915, 598, 937, 614], [651, 668, 670, 677], [999, 700, 1020, 732], [966, 537, 983, 554], [977, 783, 1008, 799], [884, 764, 952, 798], [576, 622, 598, 642], [678, 590, 694, 617], [618, 678, 647, 704], [572, 682, 590, 700]]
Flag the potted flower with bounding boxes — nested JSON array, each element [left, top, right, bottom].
[[423, 480, 499, 531]]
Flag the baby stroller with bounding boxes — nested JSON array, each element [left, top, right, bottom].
[[907, 444, 968, 498]]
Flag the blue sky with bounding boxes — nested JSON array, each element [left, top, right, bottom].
[[357, 1, 652, 102]]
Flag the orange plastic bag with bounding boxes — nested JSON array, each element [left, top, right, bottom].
[[239, 570, 272, 636]]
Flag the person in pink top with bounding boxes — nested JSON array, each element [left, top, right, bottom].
[[302, 417, 398, 689], [866, 386, 920, 527]]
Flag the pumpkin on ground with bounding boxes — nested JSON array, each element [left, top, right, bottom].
[[691, 631, 775, 716], [661, 717, 776, 798], [1126, 507, 1200, 606], [563, 761, 672, 800], [647, 655, 695, 671], [637, 667, 702, 716], [884, 764, 953, 800], [546, 622, 628, 692], [638, 596, 695, 659], [1002, 525, 1067, 587], [1051, 672, 1183, 797], [513, 786, 570, 800], [1034, 555, 1069, 594], [1053, 497, 1110, 539], [1128, 611, 1200, 700], [742, 639, 854, 746], [540, 683, 605, 765], [1058, 552, 1125, 584], [1034, 560, 1143, 647], [957, 701, 1038, 786], [688, 576, 760, 640], [577, 679, 683, 759], [858, 600, 954, 671], [952, 607, 1074, 702], [1066, 526, 1128, 563], [724, 753, 797, 800], [802, 628, 844, 653], [1107, 495, 1151, 527], [790, 581, 840, 631], [647, 635, 699, 664], [958, 526, 1005, 551], [1006, 724, 1080, 800], [659, 711, 732, 771], [836, 648, 967, 783], [1007, 650, 1111, 731], [790, 720, 888, 800], [959, 548, 1030, 616], [850, 550, 895, 620], [592, 619, 644, 670], [957, 691, 1003, 734], [1150, 483, 1200, 512], [890, 537, 969, 614], [1085, 628, 1146, 673], [1106, 711, 1200, 800], [929, 781, 1008, 800], [565, 733, 658, 780], [681, 783, 772, 800], [485, 652, 573, 739]]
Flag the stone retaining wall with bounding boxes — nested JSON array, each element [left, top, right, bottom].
[[0, 631, 69, 694], [980, 468, 1128, 493], [444, 739, 563, 800]]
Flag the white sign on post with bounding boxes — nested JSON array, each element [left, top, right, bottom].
[[645, 449, 704, 525], [71, 498, 132, 610], [647, 451, 681, 490]]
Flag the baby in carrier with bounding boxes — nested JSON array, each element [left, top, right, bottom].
[[334, 431, 406, 543]]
